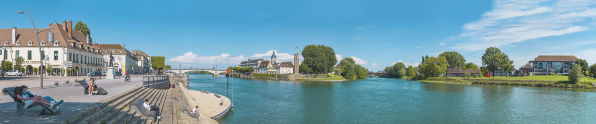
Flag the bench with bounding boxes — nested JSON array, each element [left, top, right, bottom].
[[2, 87, 60, 115], [77, 81, 108, 95], [129, 98, 157, 122]]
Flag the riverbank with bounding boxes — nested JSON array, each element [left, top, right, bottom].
[[413, 76, 596, 89], [170, 74, 232, 123], [230, 73, 347, 81]]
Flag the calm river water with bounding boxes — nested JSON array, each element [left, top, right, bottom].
[[188, 74, 596, 123]]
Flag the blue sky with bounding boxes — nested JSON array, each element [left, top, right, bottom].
[[2, 0, 596, 71]]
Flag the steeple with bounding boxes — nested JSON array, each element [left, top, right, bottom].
[[271, 50, 277, 64]]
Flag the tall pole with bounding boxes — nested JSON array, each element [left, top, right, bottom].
[[22, 3, 43, 89]]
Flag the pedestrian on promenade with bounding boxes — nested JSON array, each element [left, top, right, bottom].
[[88, 78, 97, 96], [144, 99, 162, 119]]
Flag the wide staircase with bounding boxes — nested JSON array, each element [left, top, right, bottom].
[[62, 86, 170, 124]]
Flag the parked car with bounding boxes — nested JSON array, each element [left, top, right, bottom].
[[102, 72, 107, 76], [114, 72, 122, 76], [5, 70, 23, 76], [88, 71, 103, 76]]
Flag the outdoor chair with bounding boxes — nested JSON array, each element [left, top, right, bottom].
[[129, 98, 157, 122], [77, 81, 108, 95], [1, 87, 60, 115]]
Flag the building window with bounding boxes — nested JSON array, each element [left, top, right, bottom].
[[27, 50, 32, 60], [76, 54, 78, 63], [15, 50, 19, 58], [16, 41, 20, 46], [27, 40, 32, 46], [54, 51, 58, 60], [54, 41, 59, 46], [41, 51, 45, 60], [69, 53, 72, 61], [40, 40, 45, 46]]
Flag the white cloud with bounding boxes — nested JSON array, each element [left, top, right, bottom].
[[250, 50, 297, 61], [440, 42, 446, 46], [335, 54, 368, 65], [169, 50, 301, 65], [168, 52, 247, 64], [350, 56, 367, 65], [372, 63, 378, 66], [335, 54, 343, 62], [576, 48, 596, 65], [452, 0, 596, 51]]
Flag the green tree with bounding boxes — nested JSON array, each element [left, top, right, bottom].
[[3, 61, 13, 71], [398, 69, 406, 78], [33, 67, 38, 75], [481, 47, 509, 76], [500, 57, 514, 77], [74, 21, 92, 43], [151, 56, 165, 74], [165, 65, 172, 70], [590, 64, 596, 78], [356, 66, 368, 79], [14, 57, 24, 71], [420, 56, 448, 77], [464, 72, 471, 79], [301, 45, 337, 74], [438, 51, 466, 68], [384, 62, 406, 78], [299, 61, 311, 73], [406, 65, 415, 79], [462, 62, 478, 69], [480, 67, 489, 76], [569, 63, 582, 84], [46, 64, 52, 76], [575, 59, 588, 75]]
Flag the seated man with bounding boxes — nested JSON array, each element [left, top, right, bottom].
[[143, 99, 162, 119], [191, 105, 200, 116]]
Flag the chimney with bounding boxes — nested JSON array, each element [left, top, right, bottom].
[[86, 35, 90, 44], [62, 20, 67, 31], [68, 20, 73, 37], [123, 44, 125, 49], [12, 27, 17, 44]]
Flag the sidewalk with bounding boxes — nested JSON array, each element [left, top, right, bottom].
[[0, 76, 144, 124]]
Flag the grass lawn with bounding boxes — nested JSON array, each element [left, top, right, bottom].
[[297, 74, 345, 81], [453, 75, 596, 82]]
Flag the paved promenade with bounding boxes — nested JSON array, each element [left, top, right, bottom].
[[0, 76, 143, 124]]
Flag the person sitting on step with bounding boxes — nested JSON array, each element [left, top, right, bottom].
[[144, 99, 162, 119], [88, 78, 97, 96], [191, 105, 200, 116]]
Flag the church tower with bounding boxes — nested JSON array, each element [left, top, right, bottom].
[[271, 51, 277, 64]]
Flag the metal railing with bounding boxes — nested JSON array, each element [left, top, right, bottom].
[[143, 75, 170, 89]]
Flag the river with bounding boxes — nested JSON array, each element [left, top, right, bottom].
[[187, 74, 596, 123]]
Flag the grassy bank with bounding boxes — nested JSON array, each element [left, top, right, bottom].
[[296, 74, 346, 81], [414, 75, 596, 88]]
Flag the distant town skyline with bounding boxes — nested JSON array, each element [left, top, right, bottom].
[[1, 0, 596, 71]]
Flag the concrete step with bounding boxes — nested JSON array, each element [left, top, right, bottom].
[[70, 87, 145, 124], [94, 88, 152, 124], [108, 88, 155, 124], [114, 88, 159, 124], [64, 86, 143, 124]]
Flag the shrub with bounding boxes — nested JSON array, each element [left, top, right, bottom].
[[569, 63, 582, 84]]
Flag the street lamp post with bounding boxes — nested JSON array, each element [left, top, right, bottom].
[[18, 3, 44, 89]]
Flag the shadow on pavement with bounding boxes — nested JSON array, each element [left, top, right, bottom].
[[0, 102, 94, 124]]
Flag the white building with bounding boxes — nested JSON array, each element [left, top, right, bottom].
[[276, 62, 294, 74], [1, 20, 103, 76], [98, 44, 138, 73], [238, 58, 264, 69], [132, 49, 151, 74]]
